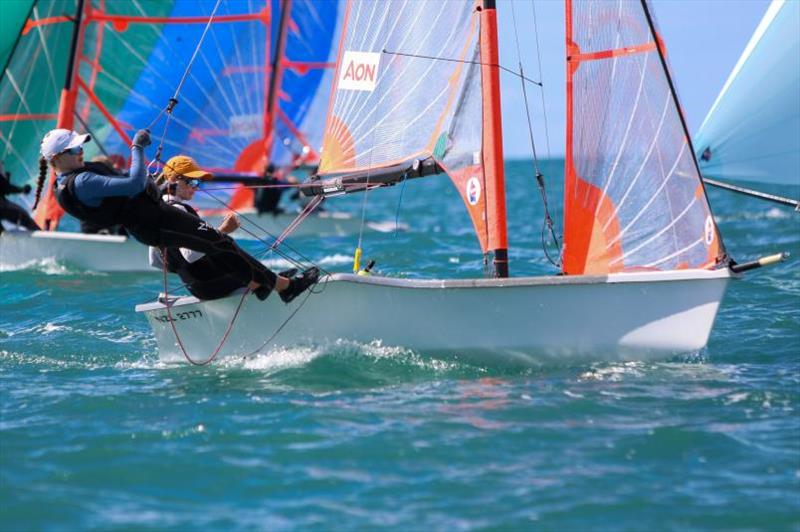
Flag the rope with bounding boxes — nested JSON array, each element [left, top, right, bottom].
[[196, 188, 329, 275], [510, 2, 561, 269], [160, 249, 250, 366], [147, 0, 223, 174]]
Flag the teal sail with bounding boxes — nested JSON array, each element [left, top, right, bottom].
[[695, 0, 800, 191]]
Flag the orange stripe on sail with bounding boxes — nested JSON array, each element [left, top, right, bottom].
[[569, 41, 656, 63]]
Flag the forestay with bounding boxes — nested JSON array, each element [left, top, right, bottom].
[[564, 0, 725, 275]]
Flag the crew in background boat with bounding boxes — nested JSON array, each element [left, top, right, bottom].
[[254, 163, 290, 215], [148, 155, 317, 301], [36, 128, 318, 302], [0, 160, 40, 235]]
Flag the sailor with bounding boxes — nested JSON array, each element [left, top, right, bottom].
[[254, 163, 288, 215], [36, 128, 317, 302], [0, 160, 40, 234], [148, 155, 316, 301]]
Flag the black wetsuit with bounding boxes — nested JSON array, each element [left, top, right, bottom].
[[0, 172, 39, 234], [56, 161, 277, 291], [158, 200, 256, 300]]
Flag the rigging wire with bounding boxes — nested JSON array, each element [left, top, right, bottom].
[[147, 0, 223, 174], [529, 0, 552, 160], [197, 188, 330, 276], [509, 1, 561, 268], [382, 49, 542, 87]]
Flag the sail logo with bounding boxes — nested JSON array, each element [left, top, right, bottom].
[[338, 51, 380, 92], [466, 177, 481, 205], [704, 215, 715, 245]]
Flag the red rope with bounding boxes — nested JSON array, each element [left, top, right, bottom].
[[160, 249, 250, 366]]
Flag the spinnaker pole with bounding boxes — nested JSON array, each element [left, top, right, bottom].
[[35, 0, 88, 230], [480, 0, 509, 277]]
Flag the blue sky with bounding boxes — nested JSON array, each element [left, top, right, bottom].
[[496, 0, 771, 158]]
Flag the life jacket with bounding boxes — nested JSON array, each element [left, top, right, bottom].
[[55, 162, 160, 228]]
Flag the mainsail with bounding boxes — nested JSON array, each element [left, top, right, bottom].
[[317, 0, 507, 262], [695, 0, 800, 189], [0, 0, 341, 228], [564, 0, 725, 275]]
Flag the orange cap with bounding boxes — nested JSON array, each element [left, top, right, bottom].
[[162, 155, 213, 181]]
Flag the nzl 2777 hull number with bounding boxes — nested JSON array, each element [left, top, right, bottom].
[[152, 310, 203, 323]]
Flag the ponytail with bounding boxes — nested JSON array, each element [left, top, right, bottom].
[[32, 156, 48, 210]]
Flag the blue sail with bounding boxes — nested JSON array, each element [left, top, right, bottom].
[[694, 0, 799, 191]]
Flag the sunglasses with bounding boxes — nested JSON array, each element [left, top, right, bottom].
[[60, 146, 83, 156], [180, 178, 201, 189]]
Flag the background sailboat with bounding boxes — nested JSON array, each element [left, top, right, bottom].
[[139, 0, 751, 365], [694, 0, 799, 207], [0, 0, 350, 271]]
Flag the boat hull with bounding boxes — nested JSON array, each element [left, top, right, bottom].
[[136, 269, 732, 365], [202, 209, 405, 239], [0, 230, 148, 272]]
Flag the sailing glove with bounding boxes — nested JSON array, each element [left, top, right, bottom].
[[132, 129, 152, 148]]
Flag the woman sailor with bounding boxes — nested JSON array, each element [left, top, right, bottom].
[[35, 128, 317, 302], [148, 155, 312, 301]]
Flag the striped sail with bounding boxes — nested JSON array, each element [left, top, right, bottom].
[[564, 0, 725, 275], [0, 0, 342, 225], [695, 0, 800, 190], [0, 0, 74, 212], [318, 0, 499, 252]]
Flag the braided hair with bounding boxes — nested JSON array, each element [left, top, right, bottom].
[[32, 156, 48, 210]]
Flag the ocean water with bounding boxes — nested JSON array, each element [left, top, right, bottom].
[[1, 160, 798, 530]]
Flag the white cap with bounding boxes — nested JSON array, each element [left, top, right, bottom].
[[40, 129, 91, 161]]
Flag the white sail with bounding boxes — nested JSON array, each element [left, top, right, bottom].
[[695, 0, 800, 188]]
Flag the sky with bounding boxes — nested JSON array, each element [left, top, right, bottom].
[[495, 0, 772, 159]]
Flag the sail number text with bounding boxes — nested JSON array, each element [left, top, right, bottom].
[[152, 310, 203, 323]]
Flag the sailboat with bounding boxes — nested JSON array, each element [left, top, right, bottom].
[[137, 0, 782, 364], [694, 0, 799, 207], [0, 0, 373, 273]]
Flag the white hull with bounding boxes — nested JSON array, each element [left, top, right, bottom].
[[203, 209, 406, 239], [136, 269, 732, 365], [0, 230, 149, 272]]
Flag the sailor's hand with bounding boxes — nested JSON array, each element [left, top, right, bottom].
[[218, 213, 240, 234], [22, 184, 31, 194], [132, 129, 151, 148]]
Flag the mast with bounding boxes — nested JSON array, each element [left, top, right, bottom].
[[35, 0, 88, 230], [479, 0, 509, 277], [264, 0, 292, 164]]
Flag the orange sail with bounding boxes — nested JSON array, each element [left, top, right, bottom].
[[564, 0, 725, 275]]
